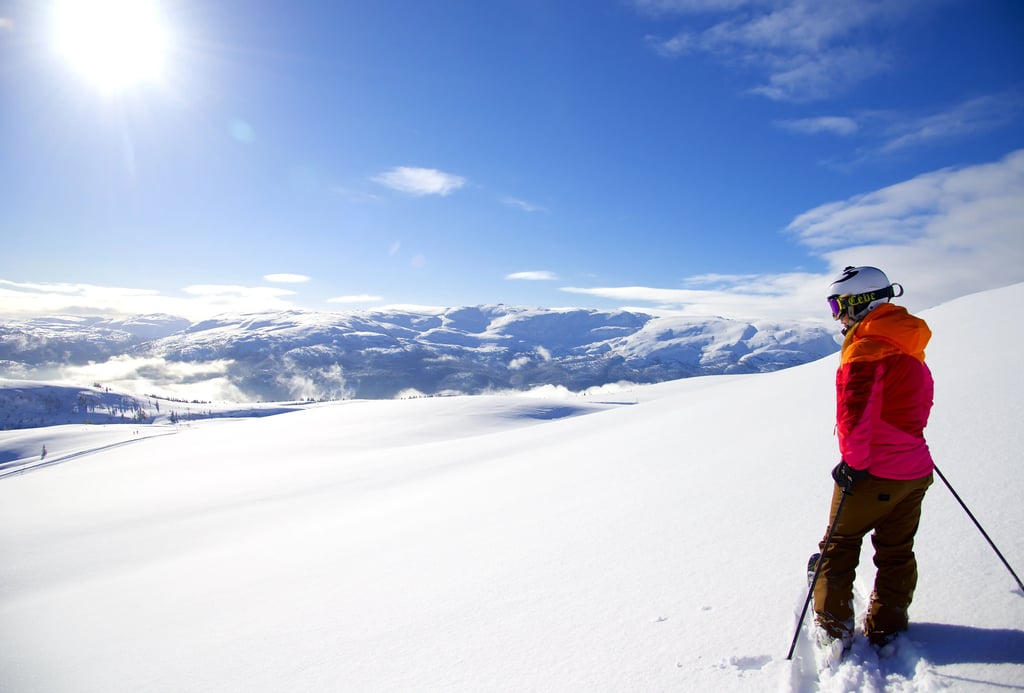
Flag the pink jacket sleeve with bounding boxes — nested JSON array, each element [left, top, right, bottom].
[[835, 360, 885, 471]]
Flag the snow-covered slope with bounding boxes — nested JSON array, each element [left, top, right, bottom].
[[0, 285, 1021, 692], [0, 378, 314, 439], [0, 306, 838, 402], [0, 313, 189, 362]]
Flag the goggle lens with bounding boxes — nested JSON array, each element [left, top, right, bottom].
[[827, 295, 845, 320]]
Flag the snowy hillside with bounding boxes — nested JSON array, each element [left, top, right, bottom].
[[0, 284, 1022, 692], [0, 305, 838, 403], [0, 378, 314, 436], [0, 313, 189, 362], [0, 380, 313, 475]]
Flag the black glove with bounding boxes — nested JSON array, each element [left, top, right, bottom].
[[832, 460, 869, 492]]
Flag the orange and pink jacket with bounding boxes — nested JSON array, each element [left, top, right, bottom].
[[835, 303, 935, 480]]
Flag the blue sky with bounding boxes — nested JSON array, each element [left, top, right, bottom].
[[1, 0, 1023, 322]]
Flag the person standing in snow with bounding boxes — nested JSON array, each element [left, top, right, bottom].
[[813, 266, 935, 650]]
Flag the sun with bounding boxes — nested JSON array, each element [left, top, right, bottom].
[[51, 0, 171, 93]]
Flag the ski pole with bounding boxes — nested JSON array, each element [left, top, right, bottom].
[[787, 487, 851, 661], [934, 463, 1024, 595]]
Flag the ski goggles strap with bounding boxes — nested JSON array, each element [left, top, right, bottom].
[[828, 283, 903, 320]]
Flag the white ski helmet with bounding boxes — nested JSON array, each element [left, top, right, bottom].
[[826, 266, 903, 322]]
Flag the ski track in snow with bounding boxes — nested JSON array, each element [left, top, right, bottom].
[[0, 429, 177, 479], [783, 576, 950, 692]]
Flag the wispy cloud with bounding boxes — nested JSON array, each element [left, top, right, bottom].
[[562, 286, 700, 304], [333, 186, 382, 203], [561, 274, 825, 321], [749, 48, 889, 103], [777, 90, 1024, 167], [0, 280, 302, 321], [502, 197, 548, 213], [372, 166, 467, 197], [0, 280, 161, 317], [563, 148, 1024, 320], [183, 284, 297, 300], [776, 116, 859, 136], [642, 0, 930, 102], [635, 1, 752, 11], [327, 294, 383, 304], [264, 274, 311, 284], [506, 271, 559, 281], [879, 89, 1024, 153]]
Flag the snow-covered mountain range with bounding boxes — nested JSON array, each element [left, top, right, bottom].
[[0, 306, 838, 403]]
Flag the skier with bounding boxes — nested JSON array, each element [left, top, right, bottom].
[[813, 266, 935, 653]]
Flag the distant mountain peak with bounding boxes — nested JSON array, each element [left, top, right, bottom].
[[1, 307, 839, 402]]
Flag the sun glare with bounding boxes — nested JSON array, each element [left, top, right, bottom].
[[52, 0, 171, 92]]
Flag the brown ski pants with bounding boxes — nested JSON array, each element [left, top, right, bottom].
[[813, 472, 933, 644]]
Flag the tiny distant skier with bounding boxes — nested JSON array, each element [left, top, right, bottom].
[[813, 266, 935, 654], [40, 445, 47, 460]]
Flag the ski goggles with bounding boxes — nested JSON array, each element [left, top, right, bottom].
[[826, 295, 846, 320], [827, 284, 902, 320]]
